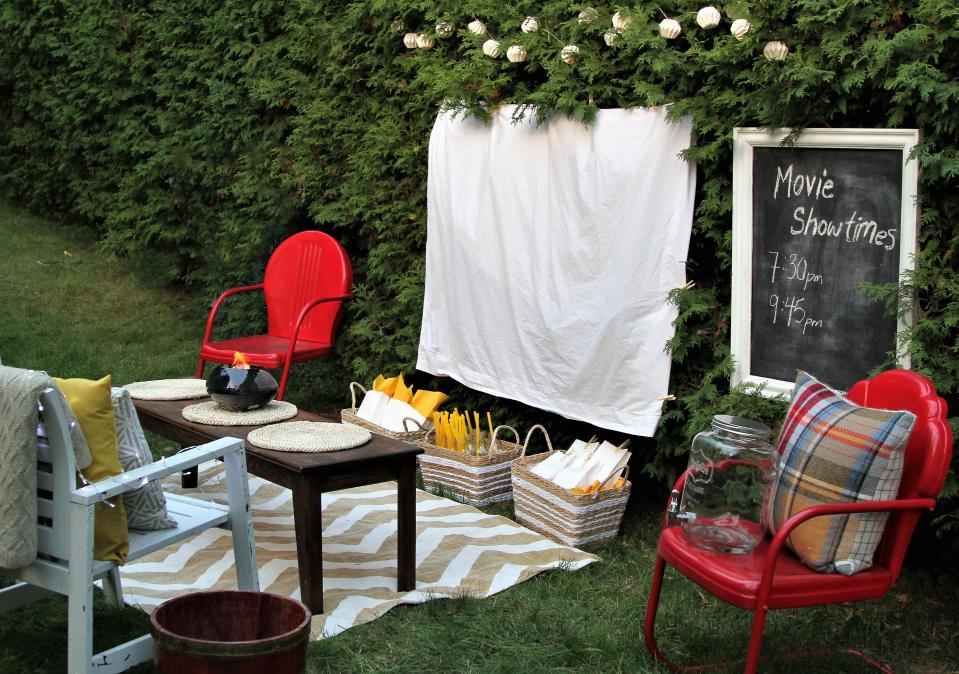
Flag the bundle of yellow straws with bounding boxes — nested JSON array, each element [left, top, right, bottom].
[[432, 409, 496, 455]]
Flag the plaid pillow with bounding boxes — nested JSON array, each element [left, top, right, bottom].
[[763, 371, 915, 575]]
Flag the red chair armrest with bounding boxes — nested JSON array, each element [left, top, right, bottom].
[[201, 284, 266, 343], [754, 497, 937, 604], [772, 497, 937, 545], [286, 293, 353, 349]]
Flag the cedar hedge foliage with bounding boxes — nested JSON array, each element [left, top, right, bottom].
[[1, 1, 957, 537]]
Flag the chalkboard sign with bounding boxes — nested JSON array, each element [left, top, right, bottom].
[[731, 128, 919, 396]]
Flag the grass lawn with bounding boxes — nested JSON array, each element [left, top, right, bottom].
[[1, 204, 957, 673]]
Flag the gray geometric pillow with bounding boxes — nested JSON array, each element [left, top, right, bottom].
[[110, 388, 177, 530]]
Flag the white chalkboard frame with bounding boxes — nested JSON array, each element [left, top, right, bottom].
[[731, 127, 920, 396]]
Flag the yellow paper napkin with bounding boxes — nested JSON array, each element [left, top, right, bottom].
[[392, 372, 413, 404], [412, 390, 449, 418], [372, 374, 399, 397]]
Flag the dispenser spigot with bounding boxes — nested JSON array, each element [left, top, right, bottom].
[[666, 489, 693, 527]]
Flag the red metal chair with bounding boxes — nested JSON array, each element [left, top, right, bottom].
[[643, 369, 953, 673], [196, 230, 352, 400]]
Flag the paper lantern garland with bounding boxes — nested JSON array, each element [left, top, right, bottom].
[[398, 7, 769, 61]]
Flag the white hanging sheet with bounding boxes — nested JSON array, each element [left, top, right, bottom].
[[416, 106, 695, 436]]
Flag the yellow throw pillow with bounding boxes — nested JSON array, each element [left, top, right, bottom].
[[53, 375, 129, 564]]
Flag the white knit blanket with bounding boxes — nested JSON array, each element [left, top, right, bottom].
[[0, 366, 52, 568], [0, 366, 92, 568]]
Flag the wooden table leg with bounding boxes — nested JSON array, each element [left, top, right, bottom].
[[181, 464, 198, 489], [292, 477, 324, 614], [396, 457, 416, 592]]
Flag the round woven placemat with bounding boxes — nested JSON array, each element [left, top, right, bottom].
[[247, 421, 372, 453], [123, 378, 209, 401], [181, 400, 298, 426]]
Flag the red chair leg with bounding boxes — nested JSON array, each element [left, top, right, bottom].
[[842, 650, 895, 674], [276, 358, 292, 400], [743, 606, 768, 674], [643, 555, 726, 673], [646, 557, 892, 674], [196, 358, 205, 379], [785, 648, 893, 674], [741, 607, 893, 674], [643, 554, 669, 666]]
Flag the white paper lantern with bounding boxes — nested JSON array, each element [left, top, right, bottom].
[[416, 34, 435, 50], [696, 6, 721, 29], [612, 11, 631, 32], [507, 45, 527, 63], [468, 19, 487, 36], [578, 7, 598, 25], [659, 18, 681, 39], [730, 18, 751, 40], [763, 40, 789, 60], [561, 44, 580, 64], [604, 30, 619, 46], [403, 32, 418, 49], [521, 16, 540, 33], [435, 21, 453, 38], [483, 39, 502, 58]]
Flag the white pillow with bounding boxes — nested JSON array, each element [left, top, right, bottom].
[[111, 388, 177, 530]]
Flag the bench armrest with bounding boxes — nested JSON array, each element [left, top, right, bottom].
[[70, 437, 244, 506]]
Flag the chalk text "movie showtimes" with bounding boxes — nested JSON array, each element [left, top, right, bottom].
[[773, 164, 897, 250]]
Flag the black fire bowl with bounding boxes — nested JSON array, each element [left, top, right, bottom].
[[206, 364, 279, 412]]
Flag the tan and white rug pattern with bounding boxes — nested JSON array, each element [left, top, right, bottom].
[[119, 464, 598, 638]]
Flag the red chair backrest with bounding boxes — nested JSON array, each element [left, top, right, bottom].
[[263, 230, 352, 344], [845, 370, 953, 579]]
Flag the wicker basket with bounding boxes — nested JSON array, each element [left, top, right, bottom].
[[511, 425, 631, 547], [418, 425, 523, 506], [340, 382, 429, 442]]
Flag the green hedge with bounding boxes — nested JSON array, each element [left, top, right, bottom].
[[1, 0, 956, 537]]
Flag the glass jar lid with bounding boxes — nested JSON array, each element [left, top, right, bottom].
[[711, 414, 772, 441]]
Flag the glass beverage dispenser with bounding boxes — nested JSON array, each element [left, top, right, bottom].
[[672, 415, 777, 554]]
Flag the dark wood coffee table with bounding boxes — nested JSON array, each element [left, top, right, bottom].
[[132, 397, 422, 614]]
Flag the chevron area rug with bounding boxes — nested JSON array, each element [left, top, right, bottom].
[[119, 463, 599, 638]]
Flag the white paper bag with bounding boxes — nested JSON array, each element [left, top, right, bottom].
[[589, 441, 629, 479], [378, 398, 428, 432], [572, 442, 631, 490], [552, 441, 601, 489], [530, 451, 568, 480], [356, 390, 391, 426]]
